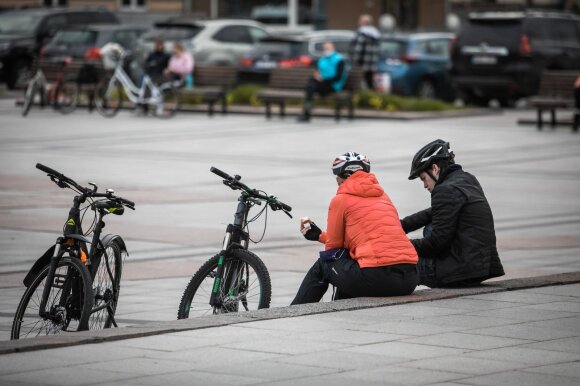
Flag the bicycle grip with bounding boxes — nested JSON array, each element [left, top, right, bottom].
[[36, 163, 63, 178], [210, 166, 232, 180], [279, 202, 292, 212], [119, 197, 136, 208]]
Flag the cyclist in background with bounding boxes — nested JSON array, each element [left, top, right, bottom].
[[401, 139, 505, 288], [291, 152, 418, 305]]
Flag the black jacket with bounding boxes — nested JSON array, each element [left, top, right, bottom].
[[401, 164, 504, 287]]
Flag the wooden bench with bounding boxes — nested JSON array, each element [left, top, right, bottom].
[[182, 65, 238, 116], [256, 67, 363, 120], [528, 71, 578, 132]]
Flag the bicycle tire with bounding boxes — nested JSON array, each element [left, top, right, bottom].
[[11, 257, 93, 340], [54, 80, 79, 115], [89, 241, 122, 330], [177, 249, 271, 319], [153, 83, 180, 119], [21, 80, 38, 117], [95, 77, 123, 117]]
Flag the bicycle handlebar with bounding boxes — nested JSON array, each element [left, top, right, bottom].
[[36, 163, 135, 209], [210, 166, 292, 214]]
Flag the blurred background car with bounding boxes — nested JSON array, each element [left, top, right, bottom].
[[238, 30, 354, 83], [450, 10, 580, 107], [376, 32, 455, 101], [40, 24, 145, 61], [0, 7, 118, 89], [135, 18, 270, 67]]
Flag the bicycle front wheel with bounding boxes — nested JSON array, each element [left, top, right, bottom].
[[21, 79, 38, 117], [153, 84, 180, 119], [11, 257, 93, 340], [95, 78, 123, 117], [177, 249, 271, 319], [89, 241, 123, 330], [54, 80, 79, 114]]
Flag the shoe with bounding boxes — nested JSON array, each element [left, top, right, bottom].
[[296, 114, 310, 123]]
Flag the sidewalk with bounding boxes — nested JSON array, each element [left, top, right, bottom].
[[1, 281, 579, 386]]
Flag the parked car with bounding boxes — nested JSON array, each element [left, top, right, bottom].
[[450, 11, 580, 106], [238, 30, 355, 83], [41, 24, 145, 60], [135, 18, 270, 67], [0, 7, 119, 89], [377, 33, 455, 101]]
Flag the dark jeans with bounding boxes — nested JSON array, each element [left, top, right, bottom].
[[302, 78, 334, 115], [364, 70, 375, 90], [575, 87, 580, 109], [418, 224, 437, 287], [291, 257, 418, 305]]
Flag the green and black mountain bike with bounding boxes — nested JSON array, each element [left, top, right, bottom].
[[177, 167, 292, 319], [11, 164, 135, 340]]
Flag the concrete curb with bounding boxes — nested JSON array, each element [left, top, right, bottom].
[[2, 270, 579, 355]]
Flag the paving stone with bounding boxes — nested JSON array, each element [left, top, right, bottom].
[[521, 361, 580, 379], [466, 323, 579, 341], [523, 284, 580, 298], [273, 349, 409, 370], [400, 355, 527, 375], [521, 336, 580, 354], [519, 301, 580, 313], [464, 346, 580, 365], [401, 332, 532, 350], [343, 341, 468, 359], [220, 336, 350, 355], [522, 315, 580, 332], [201, 359, 339, 381], [335, 365, 467, 385], [0, 367, 138, 386], [459, 370, 580, 386]]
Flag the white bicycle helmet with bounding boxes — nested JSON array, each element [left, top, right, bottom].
[[332, 152, 371, 179]]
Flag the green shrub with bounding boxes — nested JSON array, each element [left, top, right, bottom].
[[227, 84, 264, 106]]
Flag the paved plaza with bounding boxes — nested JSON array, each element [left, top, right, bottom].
[[1, 100, 580, 384]]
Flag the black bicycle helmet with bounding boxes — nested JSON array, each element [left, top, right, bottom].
[[408, 139, 454, 180], [332, 152, 371, 178]]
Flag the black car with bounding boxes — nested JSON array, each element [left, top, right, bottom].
[[450, 11, 580, 106], [41, 24, 145, 60], [238, 30, 354, 83], [0, 7, 118, 89]]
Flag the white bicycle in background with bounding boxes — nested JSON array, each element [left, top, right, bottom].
[[95, 43, 182, 119]]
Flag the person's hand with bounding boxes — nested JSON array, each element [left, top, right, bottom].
[[575, 75, 580, 88], [300, 217, 321, 241], [313, 70, 322, 81]]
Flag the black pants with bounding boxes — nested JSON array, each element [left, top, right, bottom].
[[364, 70, 374, 90], [291, 257, 418, 305], [302, 78, 334, 115], [575, 87, 580, 109]]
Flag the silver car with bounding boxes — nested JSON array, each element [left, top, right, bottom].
[[136, 18, 270, 66]]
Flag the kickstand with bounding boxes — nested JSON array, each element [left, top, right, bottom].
[[107, 305, 118, 328]]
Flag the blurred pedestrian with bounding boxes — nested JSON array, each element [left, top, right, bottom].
[[297, 42, 348, 123], [164, 42, 194, 81], [401, 140, 505, 288], [574, 75, 580, 130], [350, 14, 380, 90], [144, 38, 170, 82], [291, 152, 418, 305]]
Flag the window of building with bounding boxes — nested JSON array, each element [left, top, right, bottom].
[[120, 0, 147, 11]]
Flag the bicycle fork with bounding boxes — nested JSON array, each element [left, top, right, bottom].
[[38, 240, 65, 321]]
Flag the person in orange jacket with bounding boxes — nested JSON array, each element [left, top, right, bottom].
[[291, 152, 418, 305]]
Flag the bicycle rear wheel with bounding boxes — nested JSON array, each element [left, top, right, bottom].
[[95, 78, 123, 117], [54, 80, 79, 115], [153, 83, 181, 119], [21, 80, 38, 117], [11, 257, 93, 340], [177, 249, 271, 319], [89, 241, 122, 330]]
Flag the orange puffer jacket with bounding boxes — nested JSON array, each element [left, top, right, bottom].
[[319, 171, 418, 268]]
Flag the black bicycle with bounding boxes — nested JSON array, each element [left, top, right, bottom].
[[11, 164, 135, 340], [177, 167, 292, 319]]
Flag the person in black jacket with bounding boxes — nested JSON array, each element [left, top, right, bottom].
[[400, 140, 504, 287], [144, 38, 170, 82]]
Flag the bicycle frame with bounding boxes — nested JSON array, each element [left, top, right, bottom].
[[106, 58, 161, 106]]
